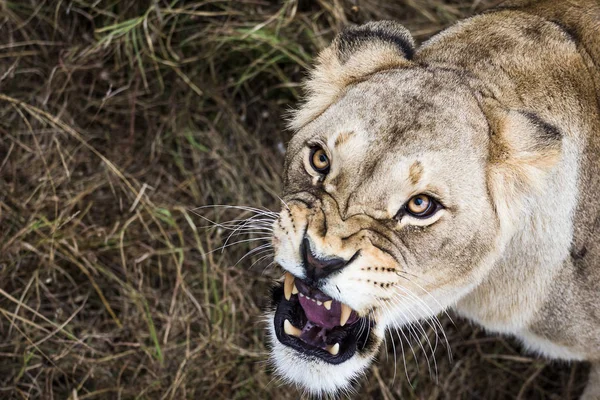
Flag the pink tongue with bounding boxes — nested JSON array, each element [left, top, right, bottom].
[[299, 296, 341, 330]]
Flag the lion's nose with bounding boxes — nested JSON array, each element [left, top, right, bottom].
[[301, 237, 347, 283]]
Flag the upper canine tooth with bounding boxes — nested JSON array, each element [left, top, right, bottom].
[[323, 300, 332, 310], [340, 304, 352, 326], [284, 319, 302, 337], [284, 273, 294, 301], [327, 343, 340, 356], [292, 283, 298, 295], [317, 301, 322, 306]]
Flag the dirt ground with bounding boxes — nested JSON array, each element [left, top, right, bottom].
[[0, 0, 591, 398]]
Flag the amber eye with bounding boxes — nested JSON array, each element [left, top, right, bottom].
[[405, 194, 437, 218], [309, 147, 330, 174]]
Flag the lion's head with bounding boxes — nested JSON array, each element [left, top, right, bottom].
[[267, 21, 561, 395]]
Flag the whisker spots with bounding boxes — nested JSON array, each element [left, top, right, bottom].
[[288, 208, 296, 232], [360, 266, 398, 273]]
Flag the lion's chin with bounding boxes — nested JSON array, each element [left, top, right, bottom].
[[267, 313, 381, 396]]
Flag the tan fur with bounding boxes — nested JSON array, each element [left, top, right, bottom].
[[289, 21, 415, 131], [408, 161, 423, 186], [269, 1, 600, 396], [334, 131, 354, 147]]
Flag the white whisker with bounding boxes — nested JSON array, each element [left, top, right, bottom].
[[206, 237, 272, 255], [191, 204, 278, 216], [261, 260, 277, 274], [222, 215, 275, 252], [234, 243, 273, 266], [390, 287, 441, 374], [393, 280, 453, 362], [376, 298, 413, 384], [386, 291, 442, 379], [396, 271, 455, 326], [249, 252, 274, 270], [272, 193, 290, 211]]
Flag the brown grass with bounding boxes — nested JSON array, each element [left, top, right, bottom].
[[0, 0, 590, 399]]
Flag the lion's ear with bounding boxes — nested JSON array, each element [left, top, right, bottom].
[[485, 101, 563, 232], [289, 21, 415, 130]]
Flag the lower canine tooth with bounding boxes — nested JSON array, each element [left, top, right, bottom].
[[284, 273, 294, 301], [340, 303, 352, 326], [323, 300, 332, 310], [284, 319, 302, 337], [327, 343, 340, 356]]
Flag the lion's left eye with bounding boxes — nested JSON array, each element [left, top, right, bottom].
[[404, 194, 438, 218], [309, 147, 330, 174]]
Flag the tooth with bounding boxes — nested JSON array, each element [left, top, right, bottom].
[[340, 304, 352, 326], [299, 293, 304, 297], [323, 300, 332, 310], [311, 298, 316, 303], [284, 319, 302, 337], [292, 283, 298, 295], [284, 273, 294, 301], [317, 301, 322, 306], [327, 343, 340, 356]]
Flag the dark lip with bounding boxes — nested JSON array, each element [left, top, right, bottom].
[[271, 282, 375, 365], [294, 278, 332, 302]]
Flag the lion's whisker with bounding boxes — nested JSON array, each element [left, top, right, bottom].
[[392, 280, 451, 338], [261, 260, 277, 275], [222, 215, 275, 251], [392, 281, 453, 362], [389, 287, 448, 367], [390, 287, 444, 344], [248, 252, 274, 270], [376, 298, 414, 385], [272, 193, 290, 211], [218, 220, 275, 229], [205, 237, 272, 255], [192, 214, 275, 235], [191, 204, 278, 216], [235, 243, 273, 266], [383, 294, 435, 379]]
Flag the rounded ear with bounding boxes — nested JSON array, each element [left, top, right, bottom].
[[333, 21, 415, 64], [289, 21, 415, 130], [484, 99, 563, 233]]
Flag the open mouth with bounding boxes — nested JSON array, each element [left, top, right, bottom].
[[272, 272, 374, 364]]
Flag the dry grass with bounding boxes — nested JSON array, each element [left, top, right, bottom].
[[0, 0, 590, 399]]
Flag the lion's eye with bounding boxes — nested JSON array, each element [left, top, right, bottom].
[[405, 194, 437, 218], [309, 147, 330, 174]]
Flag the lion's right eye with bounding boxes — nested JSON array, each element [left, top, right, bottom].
[[309, 147, 330, 174], [404, 194, 439, 218]]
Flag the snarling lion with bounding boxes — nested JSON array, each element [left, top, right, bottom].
[[266, 0, 600, 397]]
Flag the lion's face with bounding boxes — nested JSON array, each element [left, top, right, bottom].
[[268, 67, 500, 394]]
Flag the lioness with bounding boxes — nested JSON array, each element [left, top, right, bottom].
[[266, 0, 600, 397]]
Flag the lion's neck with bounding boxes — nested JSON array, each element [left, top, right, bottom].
[[454, 137, 583, 349]]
